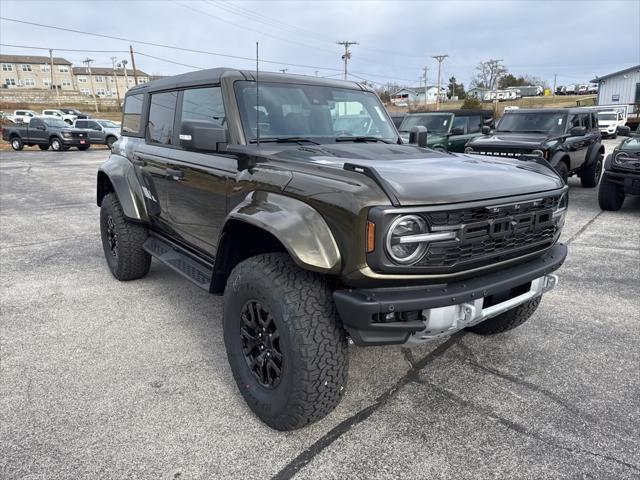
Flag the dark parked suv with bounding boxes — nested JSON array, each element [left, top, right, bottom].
[[97, 69, 568, 430], [598, 137, 640, 210], [465, 108, 604, 187]]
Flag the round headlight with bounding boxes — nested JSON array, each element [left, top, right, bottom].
[[385, 215, 428, 264], [464, 146, 474, 154], [531, 149, 544, 157]]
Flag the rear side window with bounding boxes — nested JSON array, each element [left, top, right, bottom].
[[452, 116, 467, 133], [147, 91, 178, 145], [467, 115, 482, 133], [580, 113, 591, 128], [75, 120, 87, 128], [122, 93, 144, 135], [180, 87, 226, 127], [30, 118, 43, 129]]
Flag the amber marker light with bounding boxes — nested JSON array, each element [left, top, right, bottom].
[[366, 221, 376, 253]]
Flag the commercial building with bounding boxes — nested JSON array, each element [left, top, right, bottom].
[[591, 65, 640, 113]]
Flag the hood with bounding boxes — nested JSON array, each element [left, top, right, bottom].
[[59, 127, 88, 135], [468, 133, 554, 149], [241, 143, 563, 206]]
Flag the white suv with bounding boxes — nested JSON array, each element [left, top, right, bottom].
[[597, 110, 624, 139], [42, 109, 77, 125]]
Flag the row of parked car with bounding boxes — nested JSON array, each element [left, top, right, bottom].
[[1, 108, 121, 150]]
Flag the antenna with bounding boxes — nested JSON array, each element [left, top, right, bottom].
[[256, 41, 260, 148]]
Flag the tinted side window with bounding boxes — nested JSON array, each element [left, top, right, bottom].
[[591, 112, 598, 128], [452, 116, 467, 133], [181, 87, 226, 127], [75, 120, 87, 128], [467, 115, 482, 133], [30, 118, 43, 129], [148, 91, 178, 145], [568, 114, 581, 128], [122, 93, 144, 135], [580, 113, 590, 129]]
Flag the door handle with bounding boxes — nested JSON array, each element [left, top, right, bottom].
[[166, 168, 184, 179]]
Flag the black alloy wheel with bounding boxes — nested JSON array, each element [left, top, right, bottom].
[[240, 300, 283, 389]]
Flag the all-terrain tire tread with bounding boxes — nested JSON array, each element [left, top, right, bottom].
[[100, 193, 151, 280], [579, 153, 602, 188], [598, 177, 625, 211], [225, 253, 348, 430], [466, 297, 541, 335]]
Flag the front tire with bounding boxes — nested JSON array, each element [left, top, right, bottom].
[[579, 153, 602, 188], [598, 177, 625, 211], [554, 160, 569, 184], [78, 145, 90, 151], [10, 137, 24, 151], [100, 193, 151, 280], [50, 137, 63, 151], [223, 253, 348, 430], [466, 297, 541, 335]]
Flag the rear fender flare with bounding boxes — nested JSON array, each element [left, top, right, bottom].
[[224, 191, 341, 274], [584, 142, 605, 168], [97, 154, 149, 222]]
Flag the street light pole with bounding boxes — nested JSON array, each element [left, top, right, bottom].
[[337, 41, 358, 81], [111, 56, 122, 111]]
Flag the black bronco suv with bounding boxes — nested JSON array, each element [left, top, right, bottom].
[[465, 108, 604, 187], [598, 136, 640, 210], [97, 69, 568, 430]]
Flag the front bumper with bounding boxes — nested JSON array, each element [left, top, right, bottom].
[[603, 170, 640, 195], [61, 136, 90, 147], [334, 243, 567, 346]]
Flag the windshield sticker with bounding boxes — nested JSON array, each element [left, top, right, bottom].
[[558, 118, 563, 125]]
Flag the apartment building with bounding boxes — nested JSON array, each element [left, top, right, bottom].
[[0, 54, 74, 90], [72, 67, 150, 97]]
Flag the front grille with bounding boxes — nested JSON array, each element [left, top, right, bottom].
[[473, 147, 535, 157], [71, 132, 86, 138], [414, 195, 562, 271]]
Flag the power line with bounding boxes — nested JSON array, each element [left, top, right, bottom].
[[0, 18, 420, 84], [0, 43, 128, 53], [135, 51, 205, 70]]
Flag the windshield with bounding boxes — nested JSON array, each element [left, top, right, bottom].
[[621, 138, 640, 151], [98, 120, 119, 128], [598, 113, 616, 121], [235, 81, 397, 143], [60, 108, 78, 114], [43, 118, 68, 128], [496, 112, 567, 134], [399, 114, 452, 134]]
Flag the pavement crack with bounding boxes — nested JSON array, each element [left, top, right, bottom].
[[271, 332, 467, 480], [424, 381, 640, 474], [565, 211, 604, 245]]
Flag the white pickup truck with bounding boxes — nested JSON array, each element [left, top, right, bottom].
[[597, 110, 626, 138], [6, 110, 38, 124], [42, 109, 77, 125]]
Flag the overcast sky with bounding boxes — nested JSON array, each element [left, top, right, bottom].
[[1, 0, 638, 89]]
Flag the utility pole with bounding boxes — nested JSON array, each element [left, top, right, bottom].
[[337, 41, 358, 81], [129, 45, 138, 85], [120, 59, 129, 92], [279, 68, 288, 74], [432, 55, 448, 111], [83, 57, 99, 113], [314, 70, 319, 77], [49, 49, 60, 106], [553, 73, 557, 96], [111, 56, 122, 111], [423, 66, 429, 106]]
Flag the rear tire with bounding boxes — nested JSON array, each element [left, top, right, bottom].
[[10, 137, 24, 151], [466, 297, 541, 335], [554, 160, 569, 184], [598, 176, 625, 211], [579, 153, 602, 188], [223, 253, 348, 430], [100, 193, 151, 280], [38, 144, 49, 150]]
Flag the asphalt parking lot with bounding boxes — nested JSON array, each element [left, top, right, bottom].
[[1, 140, 638, 479]]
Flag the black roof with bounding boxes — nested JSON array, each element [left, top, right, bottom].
[[126, 67, 368, 95], [407, 109, 493, 117], [502, 108, 594, 114]]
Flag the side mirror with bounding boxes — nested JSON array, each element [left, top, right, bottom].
[[409, 126, 428, 147], [569, 126, 587, 136], [450, 127, 464, 136], [481, 125, 491, 135], [179, 120, 227, 152]]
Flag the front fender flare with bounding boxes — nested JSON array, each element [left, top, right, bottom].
[[549, 150, 570, 168], [97, 154, 149, 222], [225, 191, 341, 274]]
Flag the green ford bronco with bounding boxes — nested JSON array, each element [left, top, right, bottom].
[[97, 69, 568, 430]]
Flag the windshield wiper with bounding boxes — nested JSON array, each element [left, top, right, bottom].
[[521, 130, 549, 134], [335, 136, 391, 143], [250, 137, 321, 145]]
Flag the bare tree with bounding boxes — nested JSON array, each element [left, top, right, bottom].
[[472, 59, 507, 90]]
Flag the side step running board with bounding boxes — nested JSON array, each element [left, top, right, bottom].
[[143, 236, 213, 290]]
